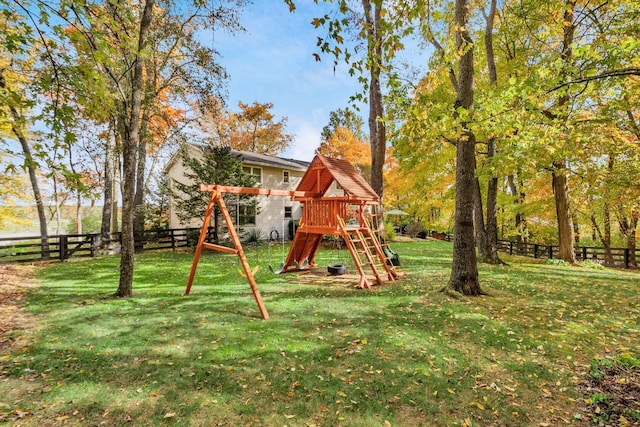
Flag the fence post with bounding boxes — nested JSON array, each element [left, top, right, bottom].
[[534, 244, 538, 259], [171, 229, 176, 251], [624, 249, 630, 269], [59, 235, 68, 260], [509, 241, 513, 255], [582, 246, 587, 261], [548, 245, 553, 259]]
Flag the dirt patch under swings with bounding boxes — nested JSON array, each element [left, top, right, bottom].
[[292, 266, 383, 288], [0, 264, 38, 352]]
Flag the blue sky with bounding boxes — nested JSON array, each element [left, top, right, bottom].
[[212, 1, 365, 162]]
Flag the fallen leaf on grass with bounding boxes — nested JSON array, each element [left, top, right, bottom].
[[469, 401, 485, 410], [164, 412, 176, 419], [285, 414, 295, 419]]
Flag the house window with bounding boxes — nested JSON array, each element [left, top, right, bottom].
[[238, 203, 257, 225], [284, 206, 292, 219], [243, 166, 262, 184], [283, 170, 290, 184]]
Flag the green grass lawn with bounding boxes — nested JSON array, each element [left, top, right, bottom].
[[1, 240, 638, 426]]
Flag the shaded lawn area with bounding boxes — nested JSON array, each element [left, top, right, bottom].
[[0, 240, 638, 426]]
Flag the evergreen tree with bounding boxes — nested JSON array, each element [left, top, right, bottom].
[[170, 145, 257, 243]]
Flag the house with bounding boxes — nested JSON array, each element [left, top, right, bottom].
[[164, 143, 316, 240]]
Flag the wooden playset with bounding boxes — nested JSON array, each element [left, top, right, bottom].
[[184, 155, 402, 319]]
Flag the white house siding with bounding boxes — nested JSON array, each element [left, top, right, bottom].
[[165, 144, 307, 240]]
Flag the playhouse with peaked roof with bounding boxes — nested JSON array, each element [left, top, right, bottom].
[[280, 155, 400, 289], [184, 154, 402, 319]]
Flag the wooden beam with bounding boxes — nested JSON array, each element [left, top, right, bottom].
[[202, 243, 239, 255], [199, 184, 320, 198]]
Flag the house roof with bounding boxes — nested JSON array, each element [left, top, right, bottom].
[[233, 149, 309, 171], [164, 143, 310, 173], [295, 155, 380, 202]]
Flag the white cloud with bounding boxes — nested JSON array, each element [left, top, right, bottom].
[[285, 120, 322, 162]]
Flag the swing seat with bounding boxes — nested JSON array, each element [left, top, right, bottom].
[[273, 262, 285, 274], [297, 258, 309, 270]]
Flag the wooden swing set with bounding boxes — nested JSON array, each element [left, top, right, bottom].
[[184, 155, 402, 319]]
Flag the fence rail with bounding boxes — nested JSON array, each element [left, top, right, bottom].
[[1, 228, 637, 269], [497, 240, 638, 269], [0, 228, 203, 264]]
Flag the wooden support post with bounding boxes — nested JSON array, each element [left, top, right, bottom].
[[185, 190, 217, 295], [624, 248, 630, 269], [60, 235, 68, 260]]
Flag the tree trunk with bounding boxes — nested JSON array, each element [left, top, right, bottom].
[[0, 70, 50, 259], [115, 0, 155, 298], [617, 208, 638, 268], [507, 174, 527, 249], [603, 202, 613, 265], [552, 0, 577, 264], [362, 0, 386, 198], [447, 0, 482, 296], [571, 210, 580, 245], [76, 193, 82, 234], [553, 160, 576, 263], [627, 215, 638, 268], [473, 174, 488, 257], [101, 119, 115, 248], [475, 0, 500, 264], [133, 108, 149, 253]]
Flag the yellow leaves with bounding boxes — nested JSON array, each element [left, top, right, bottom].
[[469, 401, 485, 410], [317, 126, 371, 171]]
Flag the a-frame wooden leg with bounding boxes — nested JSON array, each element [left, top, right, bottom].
[[217, 195, 270, 320], [185, 190, 217, 295]]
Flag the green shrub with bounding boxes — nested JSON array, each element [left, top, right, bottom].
[[578, 260, 605, 270], [383, 222, 397, 242], [546, 258, 570, 266], [243, 228, 264, 244]]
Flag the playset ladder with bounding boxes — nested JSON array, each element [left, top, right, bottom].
[[363, 213, 402, 279], [338, 216, 396, 289]]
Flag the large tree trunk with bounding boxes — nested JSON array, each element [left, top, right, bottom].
[[115, 0, 155, 298], [0, 70, 50, 259], [553, 159, 576, 262], [552, 0, 577, 264], [362, 0, 386, 198], [447, 0, 482, 296]]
